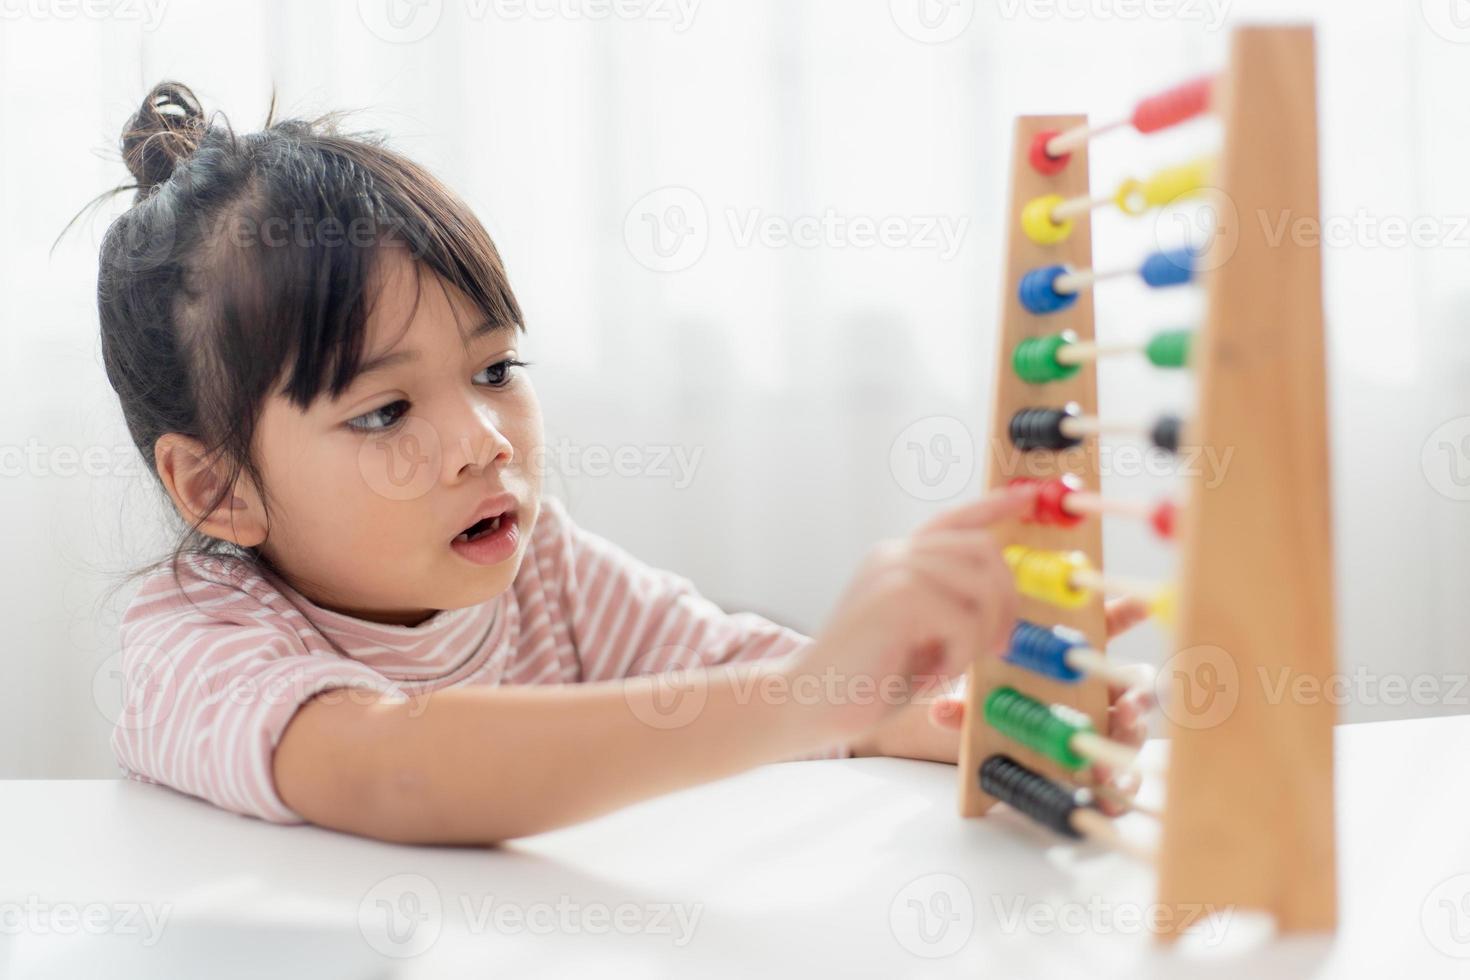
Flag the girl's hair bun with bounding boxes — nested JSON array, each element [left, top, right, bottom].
[[121, 81, 207, 197]]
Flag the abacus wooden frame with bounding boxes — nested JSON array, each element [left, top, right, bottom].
[[958, 24, 1338, 939]]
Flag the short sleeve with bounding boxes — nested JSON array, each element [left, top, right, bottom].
[[535, 496, 850, 761], [110, 610, 403, 824]]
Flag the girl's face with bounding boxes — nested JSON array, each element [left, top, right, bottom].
[[248, 249, 543, 626]]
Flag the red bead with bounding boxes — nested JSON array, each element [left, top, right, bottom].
[[1009, 477, 1081, 527], [1028, 130, 1070, 176], [1151, 500, 1177, 539], [1131, 76, 1213, 134], [1035, 478, 1082, 528]]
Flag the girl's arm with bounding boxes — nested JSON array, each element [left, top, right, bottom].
[[527, 497, 852, 761], [273, 656, 837, 845], [276, 488, 1035, 845]]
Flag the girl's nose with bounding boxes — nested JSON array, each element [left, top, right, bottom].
[[442, 400, 514, 480]]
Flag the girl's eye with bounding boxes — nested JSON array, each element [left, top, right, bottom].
[[346, 400, 410, 433], [345, 360, 528, 433], [474, 358, 529, 389]]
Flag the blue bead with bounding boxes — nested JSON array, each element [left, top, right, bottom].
[[1140, 246, 1197, 288], [1006, 620, 1085, 682], [1018, 265, 1078, 315]]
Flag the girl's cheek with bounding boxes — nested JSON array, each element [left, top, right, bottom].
[[354, 416, 445, 503]]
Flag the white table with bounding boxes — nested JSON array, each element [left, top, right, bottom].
[[2, 715, 1467, 978]]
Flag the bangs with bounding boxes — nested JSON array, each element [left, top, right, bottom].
[[182, 128, 522, 440]]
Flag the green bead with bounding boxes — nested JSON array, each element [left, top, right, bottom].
[[983, 686, 1091, 769], [1145, 329, 1193, 368], [1012, 333, 1080, 384]]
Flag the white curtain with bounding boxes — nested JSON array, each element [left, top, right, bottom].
[[2, 0, 1465, 777]]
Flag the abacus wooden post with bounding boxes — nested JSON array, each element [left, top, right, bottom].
[[958, 115, 1109, 816], [1155, 25, 1338, 936]]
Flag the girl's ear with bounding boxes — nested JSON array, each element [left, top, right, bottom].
[[153, 433, 268, 548]]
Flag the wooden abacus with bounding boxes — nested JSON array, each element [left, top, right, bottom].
[[958, 24, 1338, 938]]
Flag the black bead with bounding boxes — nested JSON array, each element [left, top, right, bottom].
[[1009, 407, 1080, 451], [1151, 414, 1182, 454], [979, 754, 1085, 838]]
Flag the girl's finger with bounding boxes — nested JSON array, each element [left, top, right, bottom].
[[904, 552, 989, 611], [1108, 690, 1144, 729], [1106, 669, 1158, 712], [915, 482, 1038, 536], [903, 551, 1017, 659], [1107, 696, 1148, 746], [1105, 596, 1151, 638], [929, 696, 966, 731], [908, 528, 1003, 565], [866, 562, 1007, 689], [1107, 686, 1154, 732], [1108, 715, 1148, 750], [1099, 769, 1143, 817]]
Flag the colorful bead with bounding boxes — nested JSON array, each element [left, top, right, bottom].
[[979, 754, 1086, 837], [1029, 130, 1071, 175], [1150, 414, 1182, 454], [1021, 194, 1074, 245], [1150, 585, 1178, 627], [1131, 76, 1213, 134], [1035, 477, 1082, 527], [1115, 158, 1212, 215], [1140, 247, 1197, 288], [1012, 333, 1080, 384], [1008, 476, 1084, 527], [1019, 265, 1078, 315], [1003, 545, 1093, 608], [1007, 620, 1087, 683], [1009, 407, 1081, 451], [984, 687, 1092, 770], [1145, 330, 1193, 368], [1150, 500, 1177, 539]]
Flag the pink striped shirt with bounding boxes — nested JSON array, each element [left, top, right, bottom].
[[110, 495, 848, 824]]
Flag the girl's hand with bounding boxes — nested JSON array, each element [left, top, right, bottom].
[[780, 484, 1038, 747], [854, 597, 1156, 817]]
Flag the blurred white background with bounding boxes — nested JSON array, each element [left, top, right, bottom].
[[2, 0, 1467, 778]]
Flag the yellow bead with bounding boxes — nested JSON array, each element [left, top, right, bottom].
[[1003, 545, 1092, 608], [1149, 585, 1178, 627], [1115, 157, 1213, 215], [1020, 195, 1073, 246], [1114, 178, 1148, 216]]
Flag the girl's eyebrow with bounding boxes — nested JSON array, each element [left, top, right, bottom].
[[356, 320, 513, 379]]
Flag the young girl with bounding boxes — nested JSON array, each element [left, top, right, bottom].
[[100, 82, 1148, 844]]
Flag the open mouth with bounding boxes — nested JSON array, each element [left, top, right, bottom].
[[453, 512, 508, 544]]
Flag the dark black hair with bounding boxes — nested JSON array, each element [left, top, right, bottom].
[[92, 81, 523, 596]]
